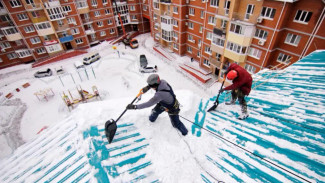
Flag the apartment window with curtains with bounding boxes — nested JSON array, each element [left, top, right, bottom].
[[285, 33, 301, 46], [245, 4, 254, 20], [173, 6, 178, 14], [277, 53, 291, 64], [261, 7, 276, 19], [189, 8, 195, 16], [294, 10, 312, 23]]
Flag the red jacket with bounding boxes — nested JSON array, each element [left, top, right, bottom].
[[223, 63, 252, 95]]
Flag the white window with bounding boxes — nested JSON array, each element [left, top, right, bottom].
[[35, 22, 51, 30], [94, 11, 100, 17], [294, 10, 312, 24], [131, 15, 137, 20], [210, 0, 219, 7], [143, 5, 147, 11], [221, 20, 227, 29], [208, 16, 216, 25], [36, 47, 46, 54], [255, 29, 268, 40], [9, 0, 22, 8], [245, 64, 256, 73], [71, 28, 79, 35], [285, 33, 301, 46], [245, 4, 254, 19], [200, 10, 204, 19], [173, 6, 178, 14], [67, 18, 76, 25], [187, 46, 192, 53], [277, 53, 291, 64], [130, 6, 135, 11], [63, 6, 71, 12], [0, 42, 11, 49], [47, 7, 65, 20], [188, 34, 194, 42], [173, 19, 178, 27], [230, 23, 244, 35], [30, 37, 41, 44], [110, 28, 115, 34], [224, 0, 230, 15], [7, 53, 18, 60], [206, 32, 212, 40], [189, 8, 195, 16], [154, 2, 159, 9], [199, 26, 203, 33], [24, 26, 35, 33], [2, 27, 19, 35], [16, 50, 31, 58], [203, 59, 210, 66], [97, 21, 103, 27], [75, 38, 83, 44], [102, 0, 107, 4], [91, 0, 98, 6], [31, 11, 40, 18], [161, 30, 172, 41], [100, 31, 106, 36], [212, 37, 225, 47], [226, 41, 247, 54], [173, 43, 178, 50], [205, 46, 211, 54], [173, 31, 178, 39], [107, 19, 112, 25], [261, 7, 276, 19], [17, 13, 28, 21], [248, 47, 262, 59], [188, 22, 194, 29], [105, 9, 110, 15]]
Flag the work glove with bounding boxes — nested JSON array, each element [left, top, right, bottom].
[[126, 104, 137, 110], [219, 88, 224, 94], [141, 85, 150, 94]]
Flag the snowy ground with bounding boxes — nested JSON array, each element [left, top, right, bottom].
[[0, 34, 324, 183]]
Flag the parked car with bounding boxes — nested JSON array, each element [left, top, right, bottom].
[[139, 65, 157, 73], [139, 54, 148, 68], [74, 61, 84, 69], [34, 68, 52, 78], [83, 52, 101, 65], [55, 66, 65, 75]]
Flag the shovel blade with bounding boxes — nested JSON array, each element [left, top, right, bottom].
[[105, 119, 117, 144], [207, 103, 219, 112]]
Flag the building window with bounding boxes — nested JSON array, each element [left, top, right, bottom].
[[216, 53, 221, 61], [97, 21, 103, 27], [36, 47, 46, 55], [31, 11, 40, 18], [15, 40, 22, 46], [277, 53, 291, 64], [199, 26, 203, 33], [131, 15, 137, 20], [173, 31, 178, 39], [2, 27, 19, 35], [188, 34, 194, 42], [210, 0, 219, 7], [189, 8, 195, 16], [107, 19, 112, 25], [143, 5, 147, 11], [100, 31, 106, 36], [212, 37, 225, 47], [197, 51, 200, 57], [248, 47, 262, 59], [206, 32, 212, 40], [245, 4, 254, 19], [63, 6, 72, 12], [91, 0, 98, 6], [162, 30, 172, 41], [130, 6, 135, 11], [30, 37, 41, 44], [105, 9, 110, 15], [188, 22, 194, 29], [221, 20, 227, 29], [173, 43, 178, 50], [205, 46, 211, 54], [35, 22, 51, 30], [47, 7, 65, 20], [255, 29, 268, 40], [9, 0, 22, 8], [261, 7, 276, 19], [208, 16, 216, 25], [7, 53, 18, 60], [154, 2, 159, 10], [245, 64, 256, 73], [0, 42, 11, 49], [173, 19, 178, 27], [285, 33, 301, 46], [17, 13, 28, 21], [94, 11, 100, 17], [16, 50, 32, 58], [110, 28, 115, 34], [294, 10, 312, 24], [187, 46, 192, 53], [46, 44, 61, 53], [102, 0, 107, 5], [203, 59, 210, 66], [75, 38, 83, 44], [173, 6, 178, 14], [0, 58, 2, 63], [67, 17, 76, 24], [224, 0, 230, 15], [71, 28, 79, 35], [24, 26, 35, 33], [226, 41, 247, 54], [154, 14, 157, 20], [200, 10, 204, 19], [230, 23, 244, 35]]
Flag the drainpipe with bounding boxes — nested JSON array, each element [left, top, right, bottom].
[[300, 6, 325, 59], [200, 0, 208, 66], [260, 1, 286, 70]]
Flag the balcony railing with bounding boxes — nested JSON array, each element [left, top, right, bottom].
[[55, 24, 70, 32]]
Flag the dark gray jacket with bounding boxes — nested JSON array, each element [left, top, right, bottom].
[[136, 80, 174, 109]]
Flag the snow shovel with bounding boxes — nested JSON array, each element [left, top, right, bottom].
[[105, 91, 143, 143], [207, 77, 226, 112]]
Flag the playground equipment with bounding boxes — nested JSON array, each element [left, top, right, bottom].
[[61, 85, 100, 111], [34, 88, 55, 101]]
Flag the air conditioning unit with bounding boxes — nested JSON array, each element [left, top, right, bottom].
[[258, 39, 265, 46], [185, 15, 189, 19], [257, 17, 263, 23]]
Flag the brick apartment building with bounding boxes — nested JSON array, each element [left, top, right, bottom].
[[0, 0, 150, 69], [0, 0, 324, 81], [149, 0, 325, 79]]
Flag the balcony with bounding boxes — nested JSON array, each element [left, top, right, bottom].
[[85, 29, 95, 35], [160, 16, 173, 31], [1, 27, 23, 41], [49, 13, 65, 21], [25, 3, 43, 11], [59, 35, 73, 43], [55, 24, 70, 32], [76, 1, 89, 14], [224, 49, 247, 63], [44, 1, 61, 8], [31, 16, 48, 24], [227, 21, 255, 46], [36, 27, 55, 36]]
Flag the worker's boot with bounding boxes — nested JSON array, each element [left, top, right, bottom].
[[225, 99, 236, 105], [238, 102, 249, 120]]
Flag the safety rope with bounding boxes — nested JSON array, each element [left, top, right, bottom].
[[179, 115, 312, 183]]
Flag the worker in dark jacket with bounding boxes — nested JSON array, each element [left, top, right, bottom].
[[220, 63, 253, 120], [126, 74, 188, 136]]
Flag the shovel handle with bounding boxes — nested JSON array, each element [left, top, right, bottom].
[[115, 90, 143, 122]]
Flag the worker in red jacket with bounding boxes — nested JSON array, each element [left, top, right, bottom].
[[219, 63, 253, 120]]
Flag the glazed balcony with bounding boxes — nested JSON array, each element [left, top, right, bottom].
[[55, 24, 70, 32], [76, 1, 89, 14], [30, 16, 48, 24], [25, 3, 43, 11]]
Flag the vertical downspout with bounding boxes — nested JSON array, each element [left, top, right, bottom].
[[260, 1, 286, 70], [200, 0, 208, 65]]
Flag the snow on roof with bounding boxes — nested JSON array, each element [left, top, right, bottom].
[[0, 51, 324, 182]]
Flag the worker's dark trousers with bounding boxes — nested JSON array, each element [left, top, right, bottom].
[[231, 89, 248, 114], [149, 104, 188, 136]]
